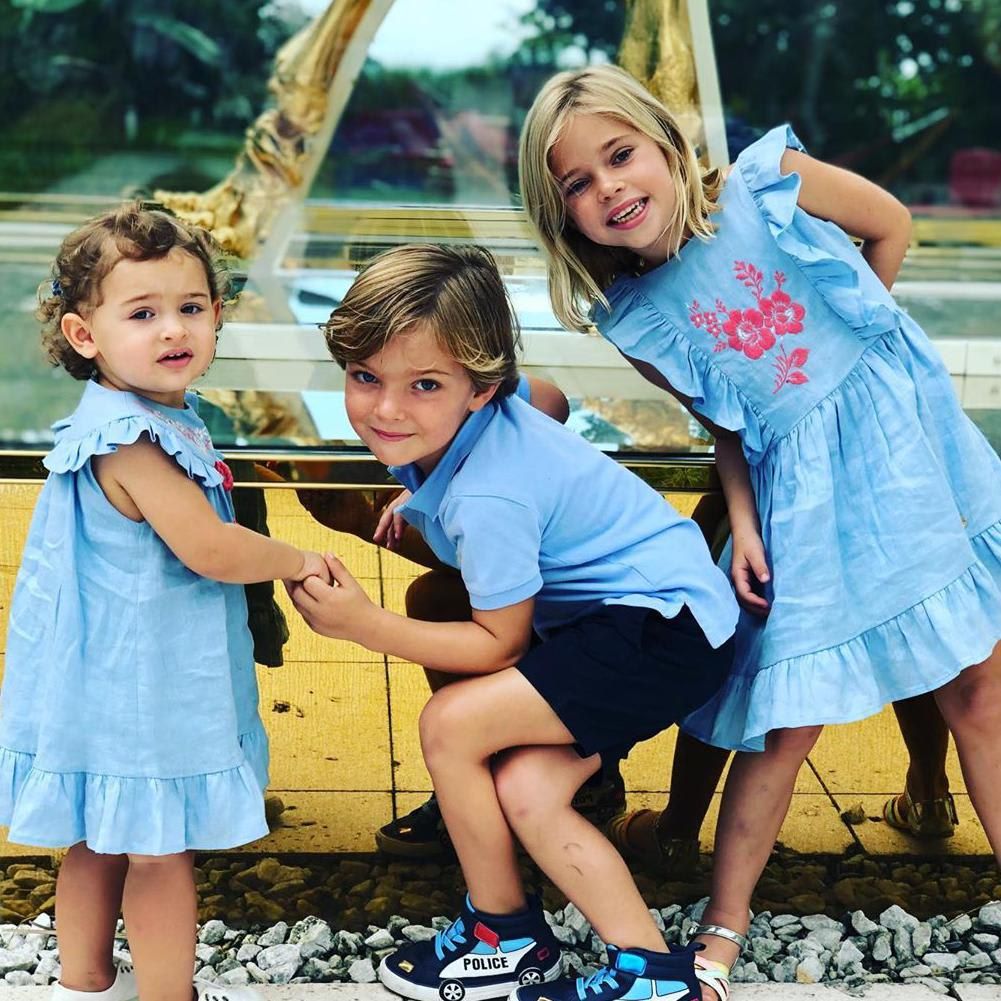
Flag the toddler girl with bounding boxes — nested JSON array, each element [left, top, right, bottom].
[[0, 203, 327, 1001]]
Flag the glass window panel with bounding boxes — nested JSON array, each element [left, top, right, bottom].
[[0, 1, 997, 456]]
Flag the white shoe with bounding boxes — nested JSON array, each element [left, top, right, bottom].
[[195, 983, 263, 1001], [51, 968, 138, 1001]]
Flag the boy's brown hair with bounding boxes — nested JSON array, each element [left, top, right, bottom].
[[40, 201, 232, 381], [324, 244, 522, 397]]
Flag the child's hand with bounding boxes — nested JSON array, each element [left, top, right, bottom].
[[290, 550, 334, 585], [731, 531, 771, 617], [373, 490, 412, 550], [286, 553, 375, 641]]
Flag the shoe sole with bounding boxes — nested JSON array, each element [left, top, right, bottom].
[[378, 956, 562, 1001], [375, 829, 453, 859]]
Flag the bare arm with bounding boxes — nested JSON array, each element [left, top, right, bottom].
[[526, 375, 571, 424], [290, 555, 535, 673], [94, 438, 326, 584], [783, 148, 911, 291]]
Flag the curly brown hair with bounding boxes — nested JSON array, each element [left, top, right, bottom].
[[39, 201, 234, 381]]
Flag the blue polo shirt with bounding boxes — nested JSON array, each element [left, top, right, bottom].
[[390, 389, 738, 648]]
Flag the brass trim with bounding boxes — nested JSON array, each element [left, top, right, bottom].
[[3, 195, 1001, 249], [0, 450, 719, 491]]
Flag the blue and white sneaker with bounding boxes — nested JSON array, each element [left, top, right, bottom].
[[378, 895, 562, 1001], [508, 945, 702, 1001]]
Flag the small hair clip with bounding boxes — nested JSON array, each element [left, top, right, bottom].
[[51, 279, 63, 297]]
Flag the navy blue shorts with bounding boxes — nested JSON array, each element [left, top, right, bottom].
[[517, 604, 733, 764]]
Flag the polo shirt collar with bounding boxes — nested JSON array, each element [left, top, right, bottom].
[[389, 402, 496, 517]]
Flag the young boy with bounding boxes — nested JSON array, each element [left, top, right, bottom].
[[288, 244, 737, 1001]]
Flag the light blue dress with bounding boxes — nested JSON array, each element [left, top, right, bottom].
[[597, 125, 1001, 752], [0, 381, 269, 854]]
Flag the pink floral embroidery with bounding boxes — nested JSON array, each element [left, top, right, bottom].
[[214, 460, 234, 492], [772, 345, 809, 393], [688, 263, 810, 393], [722, 308, 775, 359], [761, 288, 805, 336]]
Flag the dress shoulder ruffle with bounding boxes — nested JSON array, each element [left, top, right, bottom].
[[44, 386, 224, 488], [600, 281, 772, 459], [736, 123, 900, 344]]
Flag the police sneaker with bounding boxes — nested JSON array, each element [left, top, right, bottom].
[[378, 894, 562, 1001], [508, 944, 702, 1001]]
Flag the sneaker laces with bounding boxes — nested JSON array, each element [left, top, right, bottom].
[[434, 916, 467, 961], [577, 967, 619, 999]]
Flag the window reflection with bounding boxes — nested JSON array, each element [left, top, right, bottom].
[[0, 0, 997, 454]]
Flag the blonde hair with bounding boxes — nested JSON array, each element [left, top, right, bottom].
[[39, 201, 232, 381], [518, 63, 723, 332], [324, 244, 521, 396]]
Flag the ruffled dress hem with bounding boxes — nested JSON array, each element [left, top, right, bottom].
[[0, 725, 269, 855], [683, 520, 1001, 752]]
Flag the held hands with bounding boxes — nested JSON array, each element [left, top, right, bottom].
[[373, 489, 412, 550], [731, 529, 771, 617], [286, 553, 376, 641], [289, 550, 334, 585]]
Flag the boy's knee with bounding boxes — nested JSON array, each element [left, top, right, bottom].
[[419, 685, 470, 761], [493, 751, 553, 824]]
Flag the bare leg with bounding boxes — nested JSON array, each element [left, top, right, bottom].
[[122, 852, 197, 1001], [55, 844, 128, 992], [934, 641, 1001, 861], [495, 745, 666, 952], [695, 725, 823, 1001], [420, 670, 579, 912], [378, 570, 472, 854], [892, 692, 950, 802], [659, 732, 731, 840], [405, 568, 471, 693]]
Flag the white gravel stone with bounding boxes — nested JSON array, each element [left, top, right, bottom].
[[237, 942, 262, 962], [851, 911, 880, 936], [800, 915, 840, 931], [401, 926, 436, 943], [795, 956, 826, 984], [258, 923, 290, 947], [806, 927, 843, 951], [268, 961, 302, 985], [0, 950, 35, 976], [912, 924, 932, 958], [347, 958, 377, 984], [923, 953, 961, 973], [363, 929, 395, 951], [562, 903, 591, 944], [199, 920, 227, 945], [257, 944, 303, 971], [881, 906, 920, 932], [294, 920, 335, 960], [217, 968, 252, 986], [978, 903, 1001, 931], [836, 940, 865, 973]]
